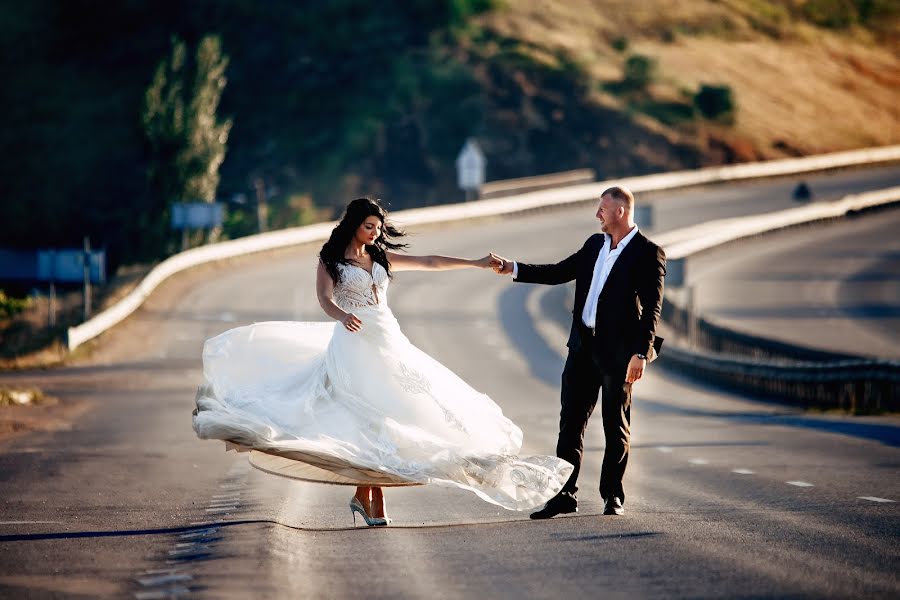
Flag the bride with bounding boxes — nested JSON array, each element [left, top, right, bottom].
[[193, 197, 573, 526]]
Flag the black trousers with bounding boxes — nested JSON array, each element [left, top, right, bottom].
[[556, 343, 632, 502]]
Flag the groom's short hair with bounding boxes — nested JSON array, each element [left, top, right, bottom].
[[601, 186, 634, 213]]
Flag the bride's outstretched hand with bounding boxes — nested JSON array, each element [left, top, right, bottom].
[[479, 255, 502, 270], [342, 313, 362, 332]]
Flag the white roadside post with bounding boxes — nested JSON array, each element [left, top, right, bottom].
[[456, 138, 486, 201], [634, 204, 654, 230]]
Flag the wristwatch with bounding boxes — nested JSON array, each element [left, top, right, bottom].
[[635, 353, 647, 360]]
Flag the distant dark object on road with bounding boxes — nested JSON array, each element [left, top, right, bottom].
[[792, 182, 813, 201]]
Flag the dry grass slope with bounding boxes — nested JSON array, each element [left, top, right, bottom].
[[479, 0, 900, 160]]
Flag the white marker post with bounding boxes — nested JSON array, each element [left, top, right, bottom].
[[456, 138, 486, 201]]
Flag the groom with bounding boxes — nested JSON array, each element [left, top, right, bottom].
[[492, 185, 666, 518]]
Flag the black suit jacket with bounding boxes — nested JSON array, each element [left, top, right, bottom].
[[515, 231, 666, 373]]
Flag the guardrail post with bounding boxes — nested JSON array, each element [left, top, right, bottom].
[[634, 205, 654, 230], [666, 257, 686, 288]]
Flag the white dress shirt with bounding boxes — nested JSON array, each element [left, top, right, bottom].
[[581, 225, 639, 328]]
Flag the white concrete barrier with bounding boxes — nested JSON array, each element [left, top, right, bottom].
[[67, 145, 900, 350], [658, 186, 900, 260]]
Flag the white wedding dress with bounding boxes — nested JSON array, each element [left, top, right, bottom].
[[192, 261, 573, 510]]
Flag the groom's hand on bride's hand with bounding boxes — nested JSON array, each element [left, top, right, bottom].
[[342, 313, 362, 332], [490, 252, 513, 275]]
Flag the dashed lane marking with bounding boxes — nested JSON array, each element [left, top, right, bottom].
[[858, 496, 895, 503], [656, 446, 673, 453], [732, 469, 755, 475], [786, 481, 814, 487], [137, 573, 193, 587], [135, 587, 191, 599], [688, 458, 708, 465]]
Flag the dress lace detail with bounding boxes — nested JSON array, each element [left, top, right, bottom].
[[333, 262, 388, 311]]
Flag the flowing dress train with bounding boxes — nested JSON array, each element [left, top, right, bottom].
[[192, 262, 572, 510]]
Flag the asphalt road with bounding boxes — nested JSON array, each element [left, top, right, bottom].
[[684, 205, 900, 359], [1, 166, 898, 599]]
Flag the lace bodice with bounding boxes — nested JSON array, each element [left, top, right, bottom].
[[334, 261, 389, 310]]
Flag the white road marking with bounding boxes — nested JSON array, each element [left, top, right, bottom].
[[498, 349, 516, 361], [483, 334, 503, 347], [786, 481, 814, 487], [137, 573, 193, 587], [219, 312, 237, 322], [858, 496, 895, 503], [168, 545, 210, 556], [188, 520, 227, 525], [211, 493, 241, 499], [656, 446, 673, 453], [139, 568, 189, 576], [135, 587, 191, 599], [732, 469, 755, 475], [206, 502, 239, 509], [178, 528, 218, 540], [688, 458, 708, 465], [204, 507, 235, 514]]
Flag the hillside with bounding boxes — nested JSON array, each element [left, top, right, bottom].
[[480, 0, 900, 161], [0, 0, 897, 272]]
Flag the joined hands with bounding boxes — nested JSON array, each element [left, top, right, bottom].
[[489, 252, 513, 275]]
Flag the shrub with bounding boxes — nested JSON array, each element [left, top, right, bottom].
[[611, 36, 629, 53], [637, 100, 696, 125], [694, 84, 735, 122], [0, 291, 31, 319], [801, 0, 858, 28], [622, 54, 657, 91]]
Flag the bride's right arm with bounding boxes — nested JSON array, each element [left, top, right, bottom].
[[316, 262, 361, 332]]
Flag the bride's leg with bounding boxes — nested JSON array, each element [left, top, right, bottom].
[[371, 487, 385, 519], [354, 486, 372, 515]]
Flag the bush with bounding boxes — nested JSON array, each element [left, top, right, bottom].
[[637, 100, 696, 125], [0, 291, 31, 319], [622, 54, 657, 91], [694, 84, 735, 122], [801, 0, 858, 28], [611, 36, 629, 53]]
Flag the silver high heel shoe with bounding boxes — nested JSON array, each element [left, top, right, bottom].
[[350, 497, 389, 527]]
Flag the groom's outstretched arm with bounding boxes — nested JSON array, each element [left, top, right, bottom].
[[493, 236, 595, 286]]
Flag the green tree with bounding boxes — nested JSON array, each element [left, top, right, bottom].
[[142, 35, 232, 251]]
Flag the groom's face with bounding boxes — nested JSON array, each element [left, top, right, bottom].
[[596, 195, 622, 233]]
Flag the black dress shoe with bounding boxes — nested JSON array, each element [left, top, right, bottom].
[[530, 496, 578, 520], [603, 496, 624, 515]]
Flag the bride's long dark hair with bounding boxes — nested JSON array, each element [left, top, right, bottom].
[[319, 197, 408, 283]]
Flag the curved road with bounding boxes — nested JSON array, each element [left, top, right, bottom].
[[1, 166, 898, 598], [686, 205, 900, 359]]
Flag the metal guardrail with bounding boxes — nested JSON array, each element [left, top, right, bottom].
[[658, 343, 900, 413], [67, 144, 900, 351], [480, 169, 596, 199], [655, 190, 900, 413]]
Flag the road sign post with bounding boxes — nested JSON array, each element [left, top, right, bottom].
[[83, 237, 92, 321]]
